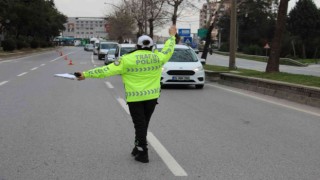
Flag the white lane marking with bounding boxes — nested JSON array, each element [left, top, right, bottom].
[[105, 81, 114, 88], [30, 67, 38, 71], [40, 64, 45, 66], [116, 96, 188, 176], [147, 132, 188, 176], [207, 84, 320, 118], [0, 81, 9, 86], [116, 97, 130, 114], [91, 53, 97, 67], [17, 72, 28, 77]]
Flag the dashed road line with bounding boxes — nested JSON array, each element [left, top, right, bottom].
[[40, 64, 45, 66], [17, 72, 28, 77], [0, 81, 9, 86], [116, 97, 130, 114], [105, 81, 114, 88], [91, 53, 97, 67], [30, 67, 38, 71]]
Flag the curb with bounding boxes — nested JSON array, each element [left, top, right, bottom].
[[205, 70, 320, 108]]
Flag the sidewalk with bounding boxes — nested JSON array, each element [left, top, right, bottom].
[[0, 47, 60, 61]]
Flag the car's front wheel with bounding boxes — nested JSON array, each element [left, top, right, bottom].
[[195, 84, 204, 89]]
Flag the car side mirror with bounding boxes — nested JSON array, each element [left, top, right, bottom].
[[200, 58, 206, 65]]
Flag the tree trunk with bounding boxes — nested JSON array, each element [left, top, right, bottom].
[[201, 23, 214, 60], [302, 43, 306, 58], [266, 0, 289, 73], [291, 40, 296, 57], [172, 4, 180, 43], [149, 19, 154, 38]]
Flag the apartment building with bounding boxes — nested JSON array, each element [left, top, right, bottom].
[[62, 17, 109, 39], [199, 0, 231, 28], [199, 0, 231, 41]]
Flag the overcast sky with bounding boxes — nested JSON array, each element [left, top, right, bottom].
[[54, 0, 320, 36]]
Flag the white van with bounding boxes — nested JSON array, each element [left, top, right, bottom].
[[98, 41, 118, 60], [104, 43, 136, 65]]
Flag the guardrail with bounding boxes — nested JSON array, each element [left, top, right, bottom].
[[205, 70, 320, 108]]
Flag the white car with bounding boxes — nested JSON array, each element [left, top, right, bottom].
[[158, 44, 206, 89], [104, 49, 116, 65]]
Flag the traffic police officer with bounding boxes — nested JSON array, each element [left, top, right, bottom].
[[75, 25, 177, 163]]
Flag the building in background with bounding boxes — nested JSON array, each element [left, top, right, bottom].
[[199, 0, 231, 41], [62, 17, 109, 39]]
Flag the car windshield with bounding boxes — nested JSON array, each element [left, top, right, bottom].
[[100, 43, 117, 49], [158, 48, 198, 62], [87, 44, 93, 48], [108, 49, 116, 55], [120, 47, 136, 56]]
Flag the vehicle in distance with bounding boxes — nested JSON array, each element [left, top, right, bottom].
[[105, 44, 136, 65], [84, 44, 94, 51], [104, 49, 116, 65], [158, 44, 206, 89], [93, 40, 100, 55], [98, 42, 118, 60]]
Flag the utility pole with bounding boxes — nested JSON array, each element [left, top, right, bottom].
[[229, 0, 237, 70]]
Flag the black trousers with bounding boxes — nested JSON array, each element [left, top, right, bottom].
[[127, 99, 158, 148]]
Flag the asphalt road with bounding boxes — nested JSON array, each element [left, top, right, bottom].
[[1, 46, 320, 180], [204, 53, 320, 77]]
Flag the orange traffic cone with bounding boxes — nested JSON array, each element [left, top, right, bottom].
[[68, 59, 73, 65], [64, 55, 68, 60]]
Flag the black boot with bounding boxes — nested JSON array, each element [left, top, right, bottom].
[[134, 147, 149, 163], [131, 146, 138, 156]]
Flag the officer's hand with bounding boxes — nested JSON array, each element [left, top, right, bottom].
[[169, 25, 177, 37], [74, 72, 85, 81]]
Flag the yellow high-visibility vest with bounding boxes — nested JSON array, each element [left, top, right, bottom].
[[83, 36, 176, 102]]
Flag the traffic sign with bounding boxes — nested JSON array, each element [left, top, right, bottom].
[[178, 29, 191, 37], [183, 37, 192, 44], [264, 43, 270, 49], [197, 28, 208, 38]]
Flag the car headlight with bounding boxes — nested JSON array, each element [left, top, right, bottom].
[[194, 66, 203, 72]]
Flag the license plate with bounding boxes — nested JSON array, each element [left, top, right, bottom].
[[172, 76, 190, 80]]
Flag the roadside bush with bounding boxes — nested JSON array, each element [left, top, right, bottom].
[[39, 41, 48, 48], [243, 44, 262, 55], [30, 40, 39, 49], [16, 40, 29, 50], [1, 39, 16, 51], [219, 43, 229, 52]]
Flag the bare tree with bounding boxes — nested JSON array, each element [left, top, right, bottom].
[[200, 0, 226, 61], [147, 0, 166, 38], [166, 0, 185, 43], [106, 3, 136, 42], [266, 0, 289, 73]]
